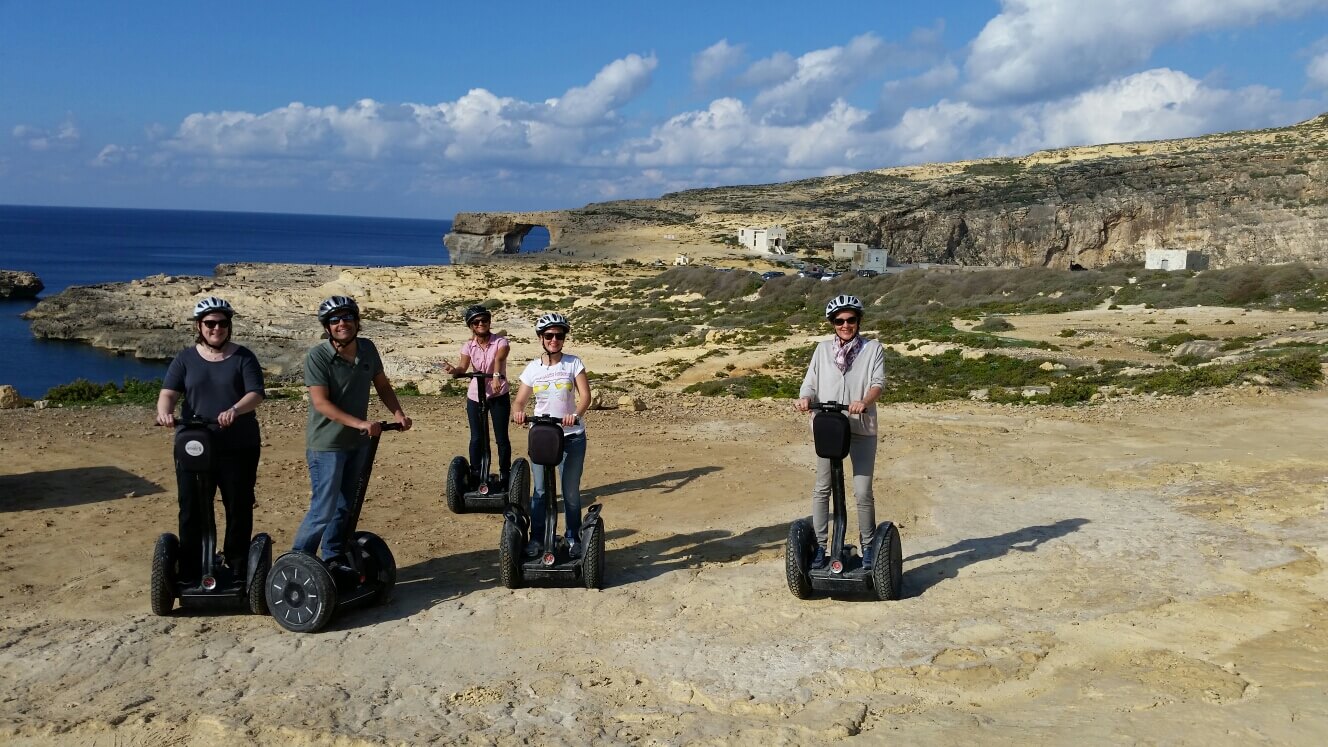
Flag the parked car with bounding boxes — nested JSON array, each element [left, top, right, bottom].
[[820, 272, 840, 282], [855, 269, 880, 278], [797, 270, 823, 279], [760, 271, 786, 281]]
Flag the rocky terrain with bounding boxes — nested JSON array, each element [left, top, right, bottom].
[[3, 382, 1327, 744], [0, 269, 43, 299], [445, 114, 1328, 269]]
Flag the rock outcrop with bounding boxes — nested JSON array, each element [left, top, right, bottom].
[[447, 113, 1328, 269], [0, 270, 44, 299], [443, 212, 570, 263]]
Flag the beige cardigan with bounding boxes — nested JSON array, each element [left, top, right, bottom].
[[797, 336, 886, 435]]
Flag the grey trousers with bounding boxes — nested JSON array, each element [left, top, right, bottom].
[[811, 432, 877, 548]]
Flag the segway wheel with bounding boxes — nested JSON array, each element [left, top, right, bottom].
[[871, 522, 904, 602], [785, 519, 816, 599], [508, 458, 531, 512], [582, 519, 606, 590], [445, 456, 470, 514], [498, 519, 523, 590], [150, 533, 179, 616], [246, 536, 273, 615], [354, 531, 397, 606], [267, 552, 337, 633]]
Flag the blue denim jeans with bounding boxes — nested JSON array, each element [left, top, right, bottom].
[[293, 443, 372, 559], [530, 432, 587, 542]]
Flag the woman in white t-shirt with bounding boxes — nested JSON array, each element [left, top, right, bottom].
[[512, 312, 592, 559]]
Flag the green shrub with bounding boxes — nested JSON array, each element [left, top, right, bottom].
[[1058, 329, 1077, 337], [45, 377, 163, 406], [974, 316, 1015, 332]]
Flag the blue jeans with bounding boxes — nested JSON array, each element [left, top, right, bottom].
[[529, 432, 587, 543], [293, 443, 372, 559]]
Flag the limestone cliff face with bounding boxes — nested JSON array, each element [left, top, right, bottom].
[[448, 113, 1328, 268]]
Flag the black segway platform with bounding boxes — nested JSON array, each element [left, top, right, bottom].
[[785, 402, 903, 601], [150, 418, 272, 616], [498, 416, 605, 589], [445, 372, 530, 514], [266, 422, 403, 632]]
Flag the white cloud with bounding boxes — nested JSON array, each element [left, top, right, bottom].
[[541, 53, 658, 126], [1309, 50, 1328, 88], [751, 34, 894, 125], [13, 120, 80, 151], [692, 40, 745, 89], [91, 144, 132, 167], [964, 0, 1326, 104], [1008, 68, 1291, 151]]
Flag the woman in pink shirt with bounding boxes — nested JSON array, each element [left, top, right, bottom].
[[440, 305, 512, 486]]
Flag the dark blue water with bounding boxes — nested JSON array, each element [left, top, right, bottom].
[[0, 205, 550, 398]]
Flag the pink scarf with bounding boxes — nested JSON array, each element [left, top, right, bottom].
[[835, 335, 862, 374]]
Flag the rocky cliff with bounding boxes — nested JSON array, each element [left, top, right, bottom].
[[446, 113, 1328, 268]]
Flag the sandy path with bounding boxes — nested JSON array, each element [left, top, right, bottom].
[[2, 389, 1326, 744]]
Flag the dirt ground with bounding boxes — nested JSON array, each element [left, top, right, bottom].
[[2, 383, 1327, 745]]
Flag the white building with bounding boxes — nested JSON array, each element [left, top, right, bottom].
[[738, 226, 788, 254], [1145, 248, 1207, 271], [833, 242, 889, 272]]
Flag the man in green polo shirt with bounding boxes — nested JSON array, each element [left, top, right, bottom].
[[291, 295, 413, 559]]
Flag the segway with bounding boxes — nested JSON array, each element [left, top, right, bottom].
[[445, 372, 530, 513], [785, 401, 903, 601], [498, 415, 605, 589], [266, 422, 403, 633], [150, 417, 272, 616]]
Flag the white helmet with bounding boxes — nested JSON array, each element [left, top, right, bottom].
[[317, 295, 360, 323], [534, 312, 571, 335], [192, 296, 234, 320], [825, 294, 864, 320]]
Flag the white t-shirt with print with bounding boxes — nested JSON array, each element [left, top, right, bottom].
[[518, 354, 586, 435]]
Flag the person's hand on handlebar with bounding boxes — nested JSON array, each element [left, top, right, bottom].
[[217, 405, 238, 428], [512, 411, 527, 425], [847, 400, 867, 415], [155, 411, 176, 427], [561, 414, 579, 428], [359, 420, 383, 438], [794, 397, 811, 413], [393, 411, 413, 431]]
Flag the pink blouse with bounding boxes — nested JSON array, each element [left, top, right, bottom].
[[460, 335, 510, 401]]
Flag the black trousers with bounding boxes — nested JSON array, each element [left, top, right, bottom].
[[466, 394, 511, 476], [175, 446, 260, 580]]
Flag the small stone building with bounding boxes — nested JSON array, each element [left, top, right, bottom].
[[833, 242, 888, 272], [1145, 248, 1207, 271], [738, 226, 788, 254]]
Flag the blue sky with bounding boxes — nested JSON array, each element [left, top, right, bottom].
[[3, 0, 1328, 219]]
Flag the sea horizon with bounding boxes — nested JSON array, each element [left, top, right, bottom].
[[0, 204, 548, 398]]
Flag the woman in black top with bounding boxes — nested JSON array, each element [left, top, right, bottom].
[[154, 297, 266, 580]]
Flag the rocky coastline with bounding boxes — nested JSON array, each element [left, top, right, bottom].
[[0, 270, 43, 300]]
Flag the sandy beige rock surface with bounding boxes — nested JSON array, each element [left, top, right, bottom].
[[2, 383, 1326, 744]]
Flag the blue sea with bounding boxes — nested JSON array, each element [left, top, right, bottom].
[[0, 205, 548, 399]]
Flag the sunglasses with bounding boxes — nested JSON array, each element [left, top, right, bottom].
[[542, 332, 567, 341], [831, 316, 859, 326], [470, 317, 491, 325], [200, 319, 232, 329], [326, 314, 358, 325]]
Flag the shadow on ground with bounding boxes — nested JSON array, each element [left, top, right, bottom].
[[0, 466, 164, 511], [903, 518, 1090, 598], [584, 466, 722, 500]]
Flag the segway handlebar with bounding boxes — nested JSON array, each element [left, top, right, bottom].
[[523, 414, 581, 427], [378, 421, 405, 432], [810, 401, 848, 413], [155, 416, 217, 427], [458, 371, 505, 380]]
